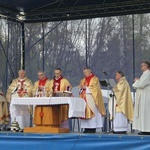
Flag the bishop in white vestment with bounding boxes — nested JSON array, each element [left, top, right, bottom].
[[132, 61, 150, 135]]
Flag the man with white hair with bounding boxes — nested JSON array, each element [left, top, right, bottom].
[[6, 69, 33, 102], [6, 69, 33, 130], [32, 71, 50, 97]]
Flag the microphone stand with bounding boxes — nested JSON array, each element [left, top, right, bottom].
[[103, 72, 115, 133], [110, 90, 115, 133], [103, 72, 111, 133]]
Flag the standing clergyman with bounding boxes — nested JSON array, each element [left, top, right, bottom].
[[132, 61, 150, 135], [48, 68, 72, 128], [6, 69, 33, 130], [79, 67, 105, 133], [109, 71, 133, 134], [32, 71, 50, 97]]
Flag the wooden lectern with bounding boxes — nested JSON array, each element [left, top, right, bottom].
[[24, 105, 69, 133]]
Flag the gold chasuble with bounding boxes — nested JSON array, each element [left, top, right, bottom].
[[80, 75, 105, 119], [6, 77, 33, 103], [32, 77, 50, 97], [49, 78, 71, 92], [0, 91, 9, 125], [49, 77, 71, 122], [113, 77, 133, 121]]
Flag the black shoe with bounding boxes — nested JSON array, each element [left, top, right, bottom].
[[83, 129, 90, 133], [83, 130, 87, 133], [88, 128, 96, 133], [113, 131, 127, 134], [138, 132, 150, 135], [83, 128, 96, 133], [6, 128, 11, 131]]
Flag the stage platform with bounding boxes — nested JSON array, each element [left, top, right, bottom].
[[0, 132, 150, 150]]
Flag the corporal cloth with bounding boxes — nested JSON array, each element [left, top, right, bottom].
[[132, 70, 150, 132]]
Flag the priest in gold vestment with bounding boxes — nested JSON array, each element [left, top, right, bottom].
[[6, 69, 33, 129], [79, 67, 105, 133], [48, 68, 72, 128], [32, 71, 50, 97], [110, 71, 133, 134], [0, 90, 9, 127], [6, 70, 33, 102]]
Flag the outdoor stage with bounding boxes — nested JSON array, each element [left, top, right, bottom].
[[0, 132, 150, 150]]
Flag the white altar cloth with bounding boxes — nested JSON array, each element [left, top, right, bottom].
[[10, 97, 86, 119]]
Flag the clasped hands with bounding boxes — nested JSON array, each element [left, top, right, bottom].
[[78, 85, 86, 90], [134, 78, 140, 82]]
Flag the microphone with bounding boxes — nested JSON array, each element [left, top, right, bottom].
[[102, 70, 108, 76], [79, 88, 83, 94], [11, 86, 18, 94]]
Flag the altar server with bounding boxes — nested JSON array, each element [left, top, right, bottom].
[[132, 61, 150, 135], [79, 67, 105, 133]]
